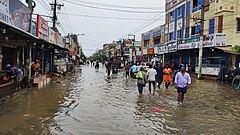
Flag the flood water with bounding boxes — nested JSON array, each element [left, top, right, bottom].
[[0, 66, 240, 135]]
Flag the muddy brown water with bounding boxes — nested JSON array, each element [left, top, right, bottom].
[[0, 66, 240, 135]]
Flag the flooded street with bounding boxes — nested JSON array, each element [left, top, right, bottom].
[[0, 66, 240, 135]]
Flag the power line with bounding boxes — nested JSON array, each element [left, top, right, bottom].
[[130, 13, 165, 34], [62, 0, 163, 9], [62, 0, 164, 13], [59, 0, 74, 32], [58, 12, 166, 21]]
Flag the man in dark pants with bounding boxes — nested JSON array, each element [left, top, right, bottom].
[[155, 63, 164, 89]]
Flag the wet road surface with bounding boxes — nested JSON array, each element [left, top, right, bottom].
[[0, 66, 240, 135]]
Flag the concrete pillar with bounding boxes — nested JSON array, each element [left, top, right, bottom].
[[232, 54, 236, 69]]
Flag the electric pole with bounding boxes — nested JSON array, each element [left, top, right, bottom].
[[197, 0, 206, 79], [50, 0, 64, 29]]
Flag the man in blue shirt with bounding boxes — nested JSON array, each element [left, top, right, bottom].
[[130, 63, 138, 78], [174, 66, 191, 107]]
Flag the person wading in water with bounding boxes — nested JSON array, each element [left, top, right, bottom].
[[174, 66, 191, 107]]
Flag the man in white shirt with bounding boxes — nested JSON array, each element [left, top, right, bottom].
[[174, 66, 191, 106], [147, 64, 157, 94]]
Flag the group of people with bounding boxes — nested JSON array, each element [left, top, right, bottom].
[[125, 62, 191, 107]]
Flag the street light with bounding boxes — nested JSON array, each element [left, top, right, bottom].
[[128, 34, 136, 63]]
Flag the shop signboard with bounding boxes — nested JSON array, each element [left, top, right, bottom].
[[143, 48, 147, 55], [215, 33, 226, 46], [135, 48, 141, 56], [178, 37, 200, 50], [6, 0, 32, 32], [203, 33, 226, 47], [0, 0, 11, 23], [147, 48, 154, 55], [154, 47, 158, 54], [168, 42, 177, 52], [143, 31, 151, 40], [124, 47, 130, 56], [115, 44, 121, 50], [36, 15, 48, 41], [158, 45, 168, 54], [48, 27, 56, 44], [30, 21, 36, 36], [169, 22, 174, 33], [56, 32, 64, 48], [152, 26, 161, 37], [203, 34, 214, 47]]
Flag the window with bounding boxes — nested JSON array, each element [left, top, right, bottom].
[[169, 11, 174, 22], [191, 26, 196, 35], [185, 27, 189, 38], [177, 30, 182, 39], [177, 7, 182, 18], [193, 0, 198, 8], [186, 1, 191, 16], [218, 16, 223, 33], [209, 19, 215, 34], [169, 33, 173, 40], [154, 38, 160, 45], [237, 18, 240, 32], [196, 25, 201, 34]]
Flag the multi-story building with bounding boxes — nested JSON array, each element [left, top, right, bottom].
[[162, 0, 239, 75], [141, 25, 165, 62]]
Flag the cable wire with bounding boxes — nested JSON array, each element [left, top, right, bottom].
[[62, 0, 164, 13], [58, 12, 166, 21], [62, 0, 164, 9]]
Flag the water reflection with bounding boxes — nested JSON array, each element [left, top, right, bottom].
[[0, 66, 239, 134]]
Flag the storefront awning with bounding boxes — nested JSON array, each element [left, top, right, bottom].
[[214, 47, 240, 55], [0, 20, 38, 40]]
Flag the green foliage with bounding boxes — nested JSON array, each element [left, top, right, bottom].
[[232, 45, 240, 53]]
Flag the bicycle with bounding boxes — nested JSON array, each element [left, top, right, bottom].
[[232, 75, 240, 91]]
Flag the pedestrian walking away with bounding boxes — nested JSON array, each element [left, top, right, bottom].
[[136, 67, 147, 94], [174, 66, 191, 107], [155, 63, 164, 89], [147, 64, 157, 94], [163, 64, 172, 89], [125, 63, 130, 79]]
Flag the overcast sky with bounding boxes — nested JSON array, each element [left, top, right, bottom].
[[32, 0, 165, 56]]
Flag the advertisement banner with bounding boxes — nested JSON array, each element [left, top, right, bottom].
[[178, 37, 200, 50], [154, 47, 158, 54], [48, 27, 56, 44], [36, 15, 48, 41], [203, 33, 226, 47], [215, 33, 226, 46], [30, 21, 36, 36], [152, 26, 161, 37], [158, 45, 168, 54], [143, 49, 147, 55], [9, 0, 31, 32], [147, 48, 154, 55], [168, 42, 177, 52], [124, 47, 130, 56], [0, 0, 11, 23], [203, 34, 214, 47], [56, 32, 64, 48]]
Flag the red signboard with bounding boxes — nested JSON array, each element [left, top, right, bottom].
[[36, 15, 48, 41], [147, 48, 154, 55]]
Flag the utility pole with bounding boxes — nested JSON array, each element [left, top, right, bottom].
[[197, 0, 205, 79], [50, 0, 64, 29]]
